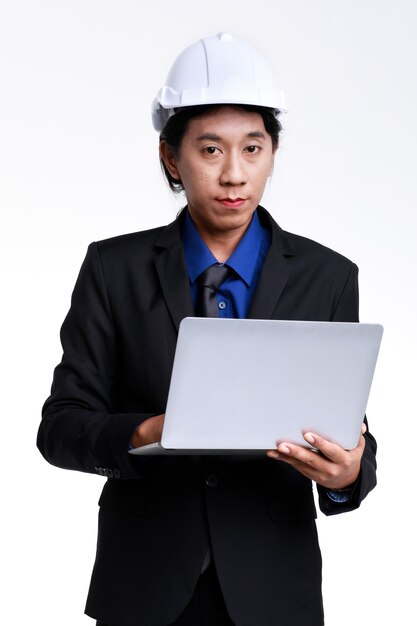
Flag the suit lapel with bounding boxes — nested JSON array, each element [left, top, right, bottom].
[[154, 212, 194, 332], [248, 207, 294, 320]]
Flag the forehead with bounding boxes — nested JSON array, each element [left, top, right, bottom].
[[184, 106, 268, 141]]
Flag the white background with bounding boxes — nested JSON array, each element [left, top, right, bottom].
[[1, 1, 416, 624]]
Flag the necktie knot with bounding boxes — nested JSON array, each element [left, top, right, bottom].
[[197, 264, 231, 291], [195, 264, 233, 317]]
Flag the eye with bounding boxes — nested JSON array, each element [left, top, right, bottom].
[[245, 145, 261, 154], [203, 146, 220, 155]]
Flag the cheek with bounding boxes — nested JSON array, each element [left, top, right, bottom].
[[260, 156, 275, 180], [251, 166, 271, 191], [184, 169, 213, 197]]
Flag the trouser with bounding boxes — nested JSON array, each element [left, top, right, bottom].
[[96, 562, 234, 626]]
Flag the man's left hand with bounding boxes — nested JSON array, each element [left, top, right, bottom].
[[266, 423, 367, 490]]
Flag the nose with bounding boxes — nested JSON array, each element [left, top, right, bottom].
[[219, 153, 247, 187]]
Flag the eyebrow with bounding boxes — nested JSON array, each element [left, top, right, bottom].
[[195, 131, 267, 141]]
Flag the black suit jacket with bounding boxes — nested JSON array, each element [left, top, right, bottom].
[[37, 207, 377, 626]]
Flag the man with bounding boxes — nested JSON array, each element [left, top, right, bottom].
[[37, 33, 376, 626]]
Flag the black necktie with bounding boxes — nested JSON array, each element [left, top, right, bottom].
[[195, 264, 232, 317]]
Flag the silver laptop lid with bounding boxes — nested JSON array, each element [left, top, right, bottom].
[[161, 318, 383, 451]]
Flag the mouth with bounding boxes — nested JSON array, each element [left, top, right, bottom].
[[218, 197, 246, 208]]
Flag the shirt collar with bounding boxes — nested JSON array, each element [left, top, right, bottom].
[[182, 209, 264, 287], [226, 211, 263, 286]]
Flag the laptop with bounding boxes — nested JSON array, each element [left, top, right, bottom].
[[129, 318, 383, 456]]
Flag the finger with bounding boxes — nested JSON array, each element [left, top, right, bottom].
[[349, 424, 367, 452], [266, 449, 307, 469], [276, 442, 321, 467], [269, 444, 325, 482], [266, 450, 280, 460], [356, 424, 367, 447], [303, 433, 346, 463]]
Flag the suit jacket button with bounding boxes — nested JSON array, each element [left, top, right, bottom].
[[205, 474, 218, 488]]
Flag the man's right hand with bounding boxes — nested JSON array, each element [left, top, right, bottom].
[[130, 414, 165, 448]]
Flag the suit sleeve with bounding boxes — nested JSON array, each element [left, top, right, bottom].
[[37, 243, 153, 480], [317, 262, 378, 515]]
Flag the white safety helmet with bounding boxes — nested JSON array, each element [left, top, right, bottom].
[[152, 32, 286, 132]]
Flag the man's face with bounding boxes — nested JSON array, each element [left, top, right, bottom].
[[161, 106, 276, 240]]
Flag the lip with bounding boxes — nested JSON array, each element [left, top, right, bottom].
[[218, 198, 246, 208]]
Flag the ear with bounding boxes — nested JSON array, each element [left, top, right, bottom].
[[159, 140, 181, 180]]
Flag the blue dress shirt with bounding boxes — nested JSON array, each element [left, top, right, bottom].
[[182, 208, 271, 319]]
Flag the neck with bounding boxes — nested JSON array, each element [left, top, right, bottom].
[[200, 230, 245, 263], [188, 210, 255, 262]]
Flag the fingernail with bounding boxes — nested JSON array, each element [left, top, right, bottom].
[[267, 451, 280, 460], [278, 444, 291, 454], [304, 433, 315, 444]]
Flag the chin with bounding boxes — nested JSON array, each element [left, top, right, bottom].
[[214, 211, 254, 231]]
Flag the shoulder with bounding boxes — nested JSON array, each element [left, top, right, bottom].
[[280, 230, 359, 303], [94, 224, 169, 259], [283, 229, 356, 271], [259, 208, 360, 320], [83, 214, 183, 273], [259, 207, 357, 274]]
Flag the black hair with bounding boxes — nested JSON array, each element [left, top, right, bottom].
[[159, 104, 282, 193]]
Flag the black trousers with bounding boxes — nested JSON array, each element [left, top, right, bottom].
[[96, 562, 234, 626]]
